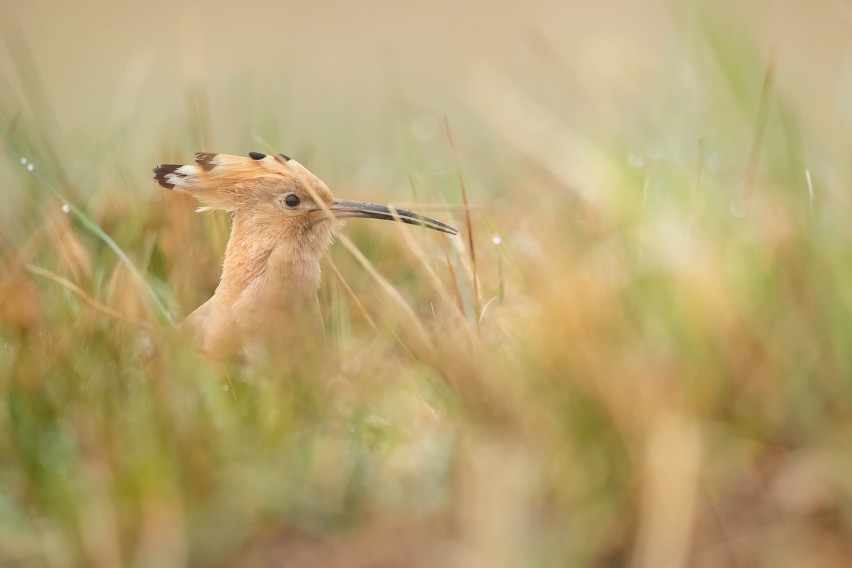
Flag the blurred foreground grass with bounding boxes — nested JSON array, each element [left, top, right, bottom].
[[2, 4, 852, 567]]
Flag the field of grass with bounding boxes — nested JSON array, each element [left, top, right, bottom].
[[2, 1, 852, 566]]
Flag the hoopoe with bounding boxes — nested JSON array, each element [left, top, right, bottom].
[[154, 151, 456, 357]]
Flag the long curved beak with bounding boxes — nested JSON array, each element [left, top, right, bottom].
[[330, 199, 458, 235]]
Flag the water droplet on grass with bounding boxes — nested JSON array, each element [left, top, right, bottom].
[[135, 332, 153, 357], [61, 203, 71, 213], [729, 200, 745, 218], [707, 152, 723, 172], [627, 152, 645, 168]]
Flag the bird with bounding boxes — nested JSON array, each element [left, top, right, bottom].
[[153, 151, 457, 358]]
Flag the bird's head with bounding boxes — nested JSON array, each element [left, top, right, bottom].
[[153, 151, 457, 241]]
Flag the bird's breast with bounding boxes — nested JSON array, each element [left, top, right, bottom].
[[228, 255, 322, 340]]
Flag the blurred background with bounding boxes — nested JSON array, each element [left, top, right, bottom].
[[2, 0, 852, 566]]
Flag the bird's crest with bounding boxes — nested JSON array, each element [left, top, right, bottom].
[[153, 151, 326, 212]]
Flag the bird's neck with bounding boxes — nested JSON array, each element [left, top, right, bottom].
[[183, 213, 333, 356], [216, 213, 326, 307]]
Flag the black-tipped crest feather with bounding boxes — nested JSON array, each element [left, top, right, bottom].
[[194, 152, 217, 171], [153, 164, 181, 189]]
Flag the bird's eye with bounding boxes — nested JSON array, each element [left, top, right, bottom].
[[283, 194, 301, 208]]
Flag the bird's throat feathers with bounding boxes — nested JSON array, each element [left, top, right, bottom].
[[218, 212, 334, 303]]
